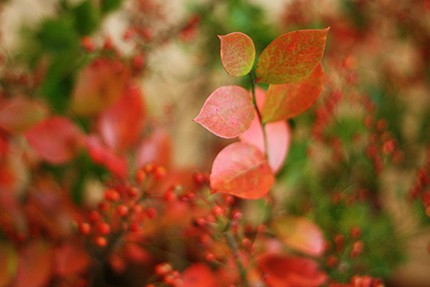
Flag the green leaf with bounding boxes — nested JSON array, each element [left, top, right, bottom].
[[101, 0, 123, 14], [219, 32, 255, 77], [72, 0, 101, 36], [37, 19, 79, 54], [256, 28, 329, 84]]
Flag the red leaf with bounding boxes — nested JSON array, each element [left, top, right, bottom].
[[240, 118, 290, 173], [0, 97, 48, 133], [136, 128, 172, 168], [0, 242, 18, 287], [272, 216, 325, 256], [194, 86, 254, 139], [15, 241, 53, 287], [256, 28, 329, 84], [54, 240, 91, 277], [262, 63, 324, 123], [98, 84, 145, 153], [210, 142, 274, 199], [70, 58, 130, 116], [257, 253, 327, 287], [25, 116, 83, 164], [85, 135, 127, 178], [240, 88, 290, 172], [182, 264, 217, 287], [219, 32, 255, 77]]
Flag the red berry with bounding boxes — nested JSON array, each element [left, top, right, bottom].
[[117, 205, 129, 217], [89, 211, 101, 222], [145, 207, 157, 219], [155, 263, 172, 276], [136, 170, 147, 184], [95, 236, 107, 247], [154, 166, 167, 180], [129, 222, 140, 233], [79, 222, 91, 235], [96, 222, 111, 235]]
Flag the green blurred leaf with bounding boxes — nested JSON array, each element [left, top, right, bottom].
[[101, 0, 123, 14], [37, 18, 79, 54], [72, 0, 101, 36]]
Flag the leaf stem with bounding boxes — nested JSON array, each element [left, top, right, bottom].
[[224, 224, 250, 287], [249, 73, 269, 160]]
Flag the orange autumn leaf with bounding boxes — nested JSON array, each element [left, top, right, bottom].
[[256, 28, 329, 84], [262, 63, 324, 123], [272, 216, 325, 256], [210, 142, 274, 199]]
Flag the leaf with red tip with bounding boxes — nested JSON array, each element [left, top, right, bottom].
[[262, 63, 324, 123], [25, 116, 83, 164], [257, 253, 327, 287], [0, 242, 18, 287], [0, 97, 48, 133], [98, 84, 145, 153], [219, 32, 255, 77], [182, 264, 217, 287], [194, 86, 254, 139], [256, 28, 329, 84], [210, 142, 274, 199], [55, 240, 91, 277], [15, 241, 53, 287], [272, 216, 325, 256]]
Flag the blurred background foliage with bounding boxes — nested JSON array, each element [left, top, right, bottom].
[[1, 0, 430, 286]]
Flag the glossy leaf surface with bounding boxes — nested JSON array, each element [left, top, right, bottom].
[[256, 28, 329, 84], [262, 63, 324, 123], [25, 116, 83, 164], [219, 32, 255, 77], [194, 86, 254, 139], [272, 216, 325, 256], [210, 142, 274, 199]]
